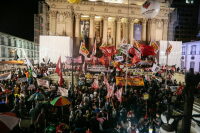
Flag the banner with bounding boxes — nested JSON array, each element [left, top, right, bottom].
[[116, 77, 144, 86], [114, 56, 124, 62], [168, 86, 181, 92], [57, 87, 68, 97], [18, 77, 27, 82], [0, 73, 11, 80], [120, 44, 132, 55], [28, 84, 35, 90], [114, 88, 122, 103], [85, 74, 93, 79], [37, 79, 49, 88], [134, 25, 142, 41], [132, 72, 154, 75]]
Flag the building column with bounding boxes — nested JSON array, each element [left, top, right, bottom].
[[142, 18, 147, 44], [163, 19, 169, 40], [74, 13, 81, 57], [129, 18, 134, 45], [112, 19, 116, 46], [89, 14, 95, 52], [147, 19, 151, 44], [103, 15, 108, 45], [116, 16, 122, 48], [150, 18, 156, 41], [123, 20, 127, 41], [65, 12, 74, 38], [49, 10, 57, 35]]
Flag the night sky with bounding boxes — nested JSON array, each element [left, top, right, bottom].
[[0, 0, 44, 41]]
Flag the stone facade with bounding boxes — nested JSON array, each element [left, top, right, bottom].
[[45, 0, 174, 56], [0, 32, 39, 62]]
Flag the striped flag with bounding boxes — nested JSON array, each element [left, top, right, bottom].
[[150, 40, 159, 52], [133, 38, 140, 50], [166, 44, 172, 55]]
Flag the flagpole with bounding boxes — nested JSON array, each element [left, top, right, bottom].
[[71, 58, 74, 96], [125, 0, 130, 94], [164, 0, 171, 89]]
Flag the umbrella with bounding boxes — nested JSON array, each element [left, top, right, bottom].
[[50, 96, 73, 115], [50, 96, 72, 106], [0, 112, 19, 133], [28, 92, 44, 101]]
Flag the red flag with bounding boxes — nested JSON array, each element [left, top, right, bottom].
[[128, 47, 137, 56], [100, 55, 106, 66], [55, 56, 62, 75], [104, 76, 108, 85], [91, 78, 99, 89], [118, 81, 123, 87], [92, 40, 96, 55], [114, 88, 122, 103], [74, 56, 82, 63], [100, 46, 118, 56], [174, 86, 183, 96], [59, 71, 64, 87], [55, 56, 63, 87], [140, 44, 156, 56], [145, 112, 148, 119], [131, 55, 140, 66], [106, 83, 115, 98]]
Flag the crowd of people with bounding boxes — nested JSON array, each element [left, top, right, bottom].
[[0, 63, 186, 133]]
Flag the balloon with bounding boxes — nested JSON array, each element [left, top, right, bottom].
[[141, 0, 160, 19]]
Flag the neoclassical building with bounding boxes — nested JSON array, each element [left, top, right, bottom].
[[0, 32, 39, 62], [45, 0, 174, 56]]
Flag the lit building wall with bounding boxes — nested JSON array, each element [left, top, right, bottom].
[[0, 32, 39, 62]]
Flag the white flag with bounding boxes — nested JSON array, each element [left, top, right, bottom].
[[23, 49, 37, 77]]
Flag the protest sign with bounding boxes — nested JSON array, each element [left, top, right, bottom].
[[37, 79, 49, 88], [116, 77, 144, 86]]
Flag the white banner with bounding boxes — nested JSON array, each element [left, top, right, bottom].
[[168, 86, 180, 92], [120, 44, 132, 55], [28, 84, 35, 90], [37, 79, 49, 88], [57, 87, 68, 97], [18, 77, 27, 82], [0, 72, 11, 80]]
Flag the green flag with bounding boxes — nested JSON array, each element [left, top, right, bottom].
[[29, 67, 32, 81], [116, 48, 122, 56]]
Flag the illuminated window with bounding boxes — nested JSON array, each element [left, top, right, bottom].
[[186, 0, 194, 4]]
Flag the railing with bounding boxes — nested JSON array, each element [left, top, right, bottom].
[[182, 52, 185, 55], [190, 51, 196, 55]]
